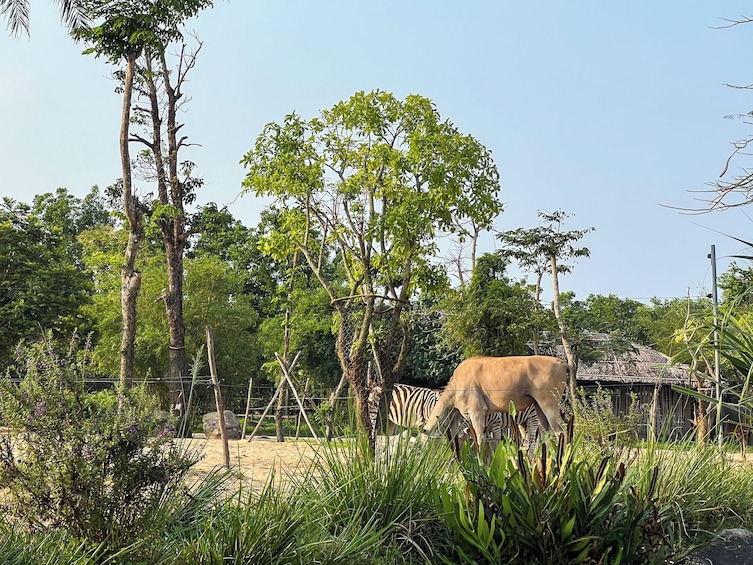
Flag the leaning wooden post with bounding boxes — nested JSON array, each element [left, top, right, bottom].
[[206, 325, 230, 467], [241, 377, 253, 440], [275, 352, 319, 440], [247, 352, 301, 441]]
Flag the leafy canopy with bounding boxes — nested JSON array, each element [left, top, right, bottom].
[[241, 90, 502, 300], [73, 0, 212, 61]]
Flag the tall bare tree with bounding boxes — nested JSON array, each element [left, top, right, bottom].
[[73, 0, 212, 388], [688, 16, 753, 212]]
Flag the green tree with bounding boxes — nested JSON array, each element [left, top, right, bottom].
[[189, 205, 289, 320], [79, 223, 259, 403], [636, 297, 709, 356], [32, 186, 113, 241], [719, 262, 753, 307], [498, 210, 594, 402], [0, 198, 94, 368], [564, 294, 650, 345], [241, 90, 502, 442], [441, 252, 545, 359], [403, 295, 463, 389]]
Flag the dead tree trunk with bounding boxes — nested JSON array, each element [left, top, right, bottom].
[[119, 50, 142, 390]]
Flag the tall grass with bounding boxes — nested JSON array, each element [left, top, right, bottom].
[[292, 431, 461, 563], [629, 439, 753, 546]]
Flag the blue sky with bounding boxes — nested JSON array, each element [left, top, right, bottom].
[[2, 1, 752, 303]]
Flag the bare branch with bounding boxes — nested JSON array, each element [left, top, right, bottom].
[[710, 16, 753, 29]]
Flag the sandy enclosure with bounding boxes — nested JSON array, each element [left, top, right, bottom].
[[181, 435, 324, 491], [182, 434, 753, 491]]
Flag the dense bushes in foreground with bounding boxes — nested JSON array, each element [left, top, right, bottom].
[[1, 339, 753, 564]]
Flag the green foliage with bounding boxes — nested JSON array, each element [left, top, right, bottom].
[[403, 295, 463, 387], [638, 441, 753, 540], [171, 477, 305, 565], [73, 0, 213, 62], [0, 197, 96, 369], [241, 89, 503, 300], [719, 261, 753, 307], [564, 294, 650, 345], [0, 335, 200, 542], [441, 253, 545, 358], [637, 297, 707, 357], [440, 433, 673, 564], [79, 224, 261, 395], [497, 209, 594, 281], [565, 386, 646, 448], [298, 432, 459, 563]]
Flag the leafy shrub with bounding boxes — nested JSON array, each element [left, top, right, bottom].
[[566, 385, 646, 448], [0, 335, 200, 543], [439, 424, 674, 564]]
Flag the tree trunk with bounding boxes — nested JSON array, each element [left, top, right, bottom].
[[119, 51, 142, 390], [143, 51, 191, 402], [532, 271, 544, 355], [550, 255, 577, 404], [165, 237, 187, 397], [325, 373, 348, 441]]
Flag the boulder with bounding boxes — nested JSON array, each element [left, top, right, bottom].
[[682, 528, 753, 565], [202, 410, 242, 440]]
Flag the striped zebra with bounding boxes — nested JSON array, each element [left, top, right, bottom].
[[387, 383, 541, 446], [387, 384, 516, 441], [387, 384, 441, 435]]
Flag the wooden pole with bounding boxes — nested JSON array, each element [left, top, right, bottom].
[[247, 378, 284, 441], [247, 352, 302, 441], [275, 352, 319, 440], [206, 325, 230, 467], [295, 378, 310, 440], [241, 377, 253, 440]]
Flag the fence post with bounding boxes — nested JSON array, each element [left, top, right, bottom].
[[206, 325, 230, 467], [241, 377, 253, 440]]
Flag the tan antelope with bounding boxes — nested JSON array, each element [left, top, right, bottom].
[[423, 355, 568, 452]]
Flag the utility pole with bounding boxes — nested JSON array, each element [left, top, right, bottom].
[[709, 245, 723, 449]]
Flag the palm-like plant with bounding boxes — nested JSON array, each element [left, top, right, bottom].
[[1, 0, 89, 37]]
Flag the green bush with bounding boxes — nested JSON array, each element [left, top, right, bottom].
[[0, 335, 201, 543], [439, 425, 674, 564], [567, 385, 646, 448]]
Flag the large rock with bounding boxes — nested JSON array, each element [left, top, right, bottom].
[[202, 410, 242, 440], [682, 529, 753, 565]]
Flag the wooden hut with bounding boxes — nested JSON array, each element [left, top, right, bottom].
[[549, 334, 694, 439]]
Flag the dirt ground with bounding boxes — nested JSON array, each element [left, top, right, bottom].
[[181, 435, 323, 491], [182, 434, 753, 492]]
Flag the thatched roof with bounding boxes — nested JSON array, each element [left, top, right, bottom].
[[549, 334, 691, 386]]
